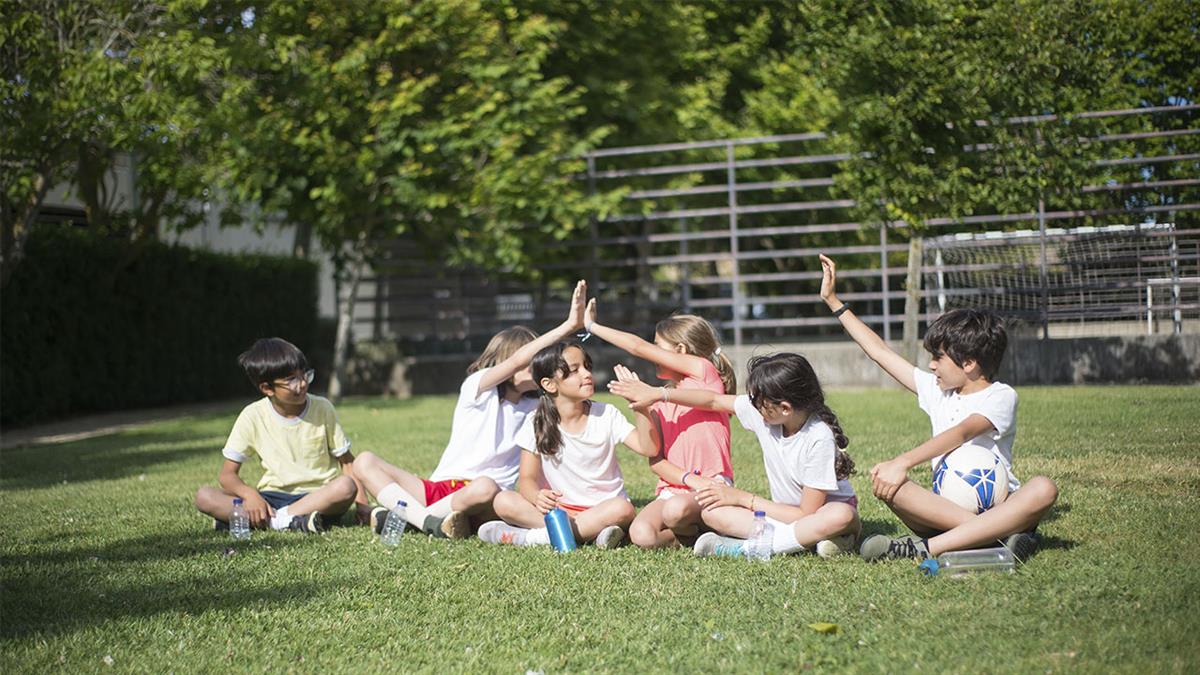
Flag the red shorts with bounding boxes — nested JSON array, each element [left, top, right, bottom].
[[557, 502, 588, 514], [423, 478, 470, 505]]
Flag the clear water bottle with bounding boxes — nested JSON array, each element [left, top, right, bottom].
[[745, 510, 773, 561], [919, 546, 1015, 577], [230, 498, 251, 541], [380, 500, 408, 547]]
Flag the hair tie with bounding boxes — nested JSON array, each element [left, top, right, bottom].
[[713, 347, 722, 356]]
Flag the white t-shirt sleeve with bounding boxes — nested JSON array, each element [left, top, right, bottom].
[[974, 385, 1017, 438], [605, 404, 636, 446], [732, 395, 765, 432], [914, 367, 942, 414], [222, 407, 256, 464], [326, 407, 351, 458], [458, 369, 495, 410], [514, 414, 538, 453], [799, 432, 842, 492]]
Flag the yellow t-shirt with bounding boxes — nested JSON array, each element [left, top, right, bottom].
[[221, 395, 350, 494]]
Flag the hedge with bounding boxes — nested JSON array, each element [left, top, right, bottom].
[[1, 226, 320, 427]]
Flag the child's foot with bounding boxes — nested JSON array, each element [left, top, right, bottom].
[[288, 511, 325, 534], [478, 521, 529, 546], [370, 507, 390, 535], [815, 532, 858, 559], [693, 532, 746, 558], [429, 511, 471, 540], [595, 525, 626, 550], [859, 534, 929, 561], [1002, 530, 1041, 562]]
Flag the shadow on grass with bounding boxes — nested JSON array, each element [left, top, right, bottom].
[[0, 428, 218, 490], [858, 518, 902, 538], [0, 529, 322, 640], [1040, 500, 1071, 524]]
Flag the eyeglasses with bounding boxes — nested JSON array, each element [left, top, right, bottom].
[[272, 369, 315, 393]]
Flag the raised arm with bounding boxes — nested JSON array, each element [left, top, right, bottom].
[[819, 254, 917, 393], [584, 299, 708, 381], [607, 364, 735, 414], [477, 279, 587, 394]]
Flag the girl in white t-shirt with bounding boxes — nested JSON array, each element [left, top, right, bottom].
[[479, 340, 657, 549], [353, 280, 588, 539], [609, 353, 861, 558]]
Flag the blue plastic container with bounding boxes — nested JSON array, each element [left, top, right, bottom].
[[544, 508, 577, 552]]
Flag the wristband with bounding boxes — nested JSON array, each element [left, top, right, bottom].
[[680, 470, 691, 488], [749, 495, 756, 512], [832, 304, 851, 317]]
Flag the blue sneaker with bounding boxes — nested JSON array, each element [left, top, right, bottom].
[[693, 532, 746, 558]]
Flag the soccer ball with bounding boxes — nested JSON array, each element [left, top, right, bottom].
[[932, 446, 1009, 514]]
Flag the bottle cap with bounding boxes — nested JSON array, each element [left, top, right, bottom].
[[754, 510, 766, 517], [233, 498, 243, 505], [397, 500, 407, 507], [918, 559, 940, 577]]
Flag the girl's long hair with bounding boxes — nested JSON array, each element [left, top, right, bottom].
[[745, 353, 855, 480], [468, 326, 537, 397], [531, 340, 591, 458], [654, 314, 736, 394]]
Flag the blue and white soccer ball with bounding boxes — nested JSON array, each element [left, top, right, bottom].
[[932, 446, 1009, 514]]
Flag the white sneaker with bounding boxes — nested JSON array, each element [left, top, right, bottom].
[[693, 532, 746, 558], [815, 532, 859, 559], [595, 525, 625, 550], [477, 521, 529, 546]]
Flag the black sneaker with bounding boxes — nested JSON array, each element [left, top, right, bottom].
[[288, 511, 325, 534], [860, 534, 930, 561], [370, 507, 390, 536], [213, 518, 229, 532], [1001, 530, 1040, 562], [426, 511, 471, 540]]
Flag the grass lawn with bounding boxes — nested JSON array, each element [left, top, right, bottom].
[[2, 386, 1199, 673]]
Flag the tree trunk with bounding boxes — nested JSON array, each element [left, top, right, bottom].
[[292, 219, 313, 258], [1, 172, 51, 290], [328, 250, 365, 403]]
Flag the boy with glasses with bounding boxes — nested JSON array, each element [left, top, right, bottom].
[[194, 338, 367, 533]]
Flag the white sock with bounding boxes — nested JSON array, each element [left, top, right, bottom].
[[426, 494, 455, 520], [525, 527, 551, 546], [270, 506, 292, 531], [377, 483, 429, 527], [770, 519, 806, 555]]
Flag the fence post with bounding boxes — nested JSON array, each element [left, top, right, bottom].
[[586, 155, 599, 298], [679, 217, 691, 310], [903, 236, 924, 364], [880, 224, 891, 341], [1171, 230, 1182, 334], [726, 142, 743, 347]]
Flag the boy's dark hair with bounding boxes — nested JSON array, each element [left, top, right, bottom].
[[746, 352, 854, 480], [237, 338, 309, 389], [923, 308, 1008, 379]]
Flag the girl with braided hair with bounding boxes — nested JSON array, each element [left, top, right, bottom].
[[608, 352, 860, 559]]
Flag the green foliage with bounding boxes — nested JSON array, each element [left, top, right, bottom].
[[0, 226, 318, 426], [2, 388, 1199, 671]]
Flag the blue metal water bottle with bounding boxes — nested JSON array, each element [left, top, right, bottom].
[[544, 508, 577, 552]]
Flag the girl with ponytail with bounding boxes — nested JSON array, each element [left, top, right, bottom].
[[478, 340, 657, 549], [609, 352, 861, 559], [584, 300, 736, 550]]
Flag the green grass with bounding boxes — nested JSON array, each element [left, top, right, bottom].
[[3, 387, 1199, 673]]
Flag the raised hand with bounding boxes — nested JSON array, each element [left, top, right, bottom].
[[608, 364, 659, 410], [584, 297, 597, 332], [819, 254, 839, 306], [566, 279, 587, 330]]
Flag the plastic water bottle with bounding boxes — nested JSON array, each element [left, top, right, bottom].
[[380, 500, 408, 547], [230, 498, 251, 540], [919, 546, 1015, 577], [745, 511, 773, 561]]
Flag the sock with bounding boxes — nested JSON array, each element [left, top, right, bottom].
[[770, 520, 806, 555], [425, 494, 455, 519], [377, 483, 429, 528], [525, 527, 551, 546], [270, 506, 292, 531]]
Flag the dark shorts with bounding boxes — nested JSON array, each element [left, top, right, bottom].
[[259, 490, 308, 510]]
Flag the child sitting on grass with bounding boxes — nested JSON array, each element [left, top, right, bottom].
[[195, 338, 366, 533], [818, 254, 1058, 561]]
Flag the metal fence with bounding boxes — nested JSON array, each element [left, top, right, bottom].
[[356, 104, 1199, 354]]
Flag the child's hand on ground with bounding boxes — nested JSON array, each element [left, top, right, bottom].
[[695, 483, 750, 511], [243, 493, 274, 528], [566, 279, 587, 330], [354, 502, 373, 526], [819, 254, 841, 308], [535, 489, 562, 514], [607, 365, 658, 410], [870, 459, 909, 502]]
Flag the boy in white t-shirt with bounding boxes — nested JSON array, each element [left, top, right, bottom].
[[819, 254, 1059, 562]]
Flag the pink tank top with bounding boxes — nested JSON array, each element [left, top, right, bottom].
[[652, 359, 732, 494]]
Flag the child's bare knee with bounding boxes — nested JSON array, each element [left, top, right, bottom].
[[354, 451, 379, 470], [332, 476, 357, 501], [828, 503, 857, 532], [1025, 476, 1058, 508], [468, 476, 500, 499], [616, 500, 637, 523], [629, 521, 656, 547], [662, 499, 698, 528]]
